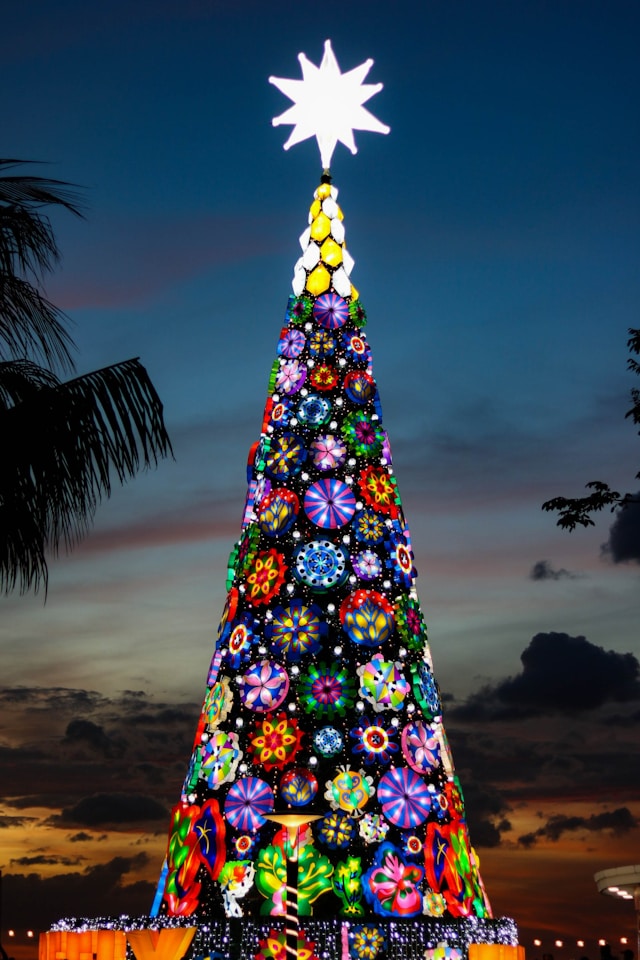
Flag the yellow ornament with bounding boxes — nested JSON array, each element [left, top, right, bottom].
[[306, 264, 331, 295], [316, 183, 332, 199], [350, 284, 359, 300], [320, 237, 343, 267], [310, 212, 331, 241], [309, 199, 321, 219]]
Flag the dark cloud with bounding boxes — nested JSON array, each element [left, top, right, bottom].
[[59, 793, 169, 827], [529, 560, 580, 581], [456, 781, 512, 848], [450, 632, 640, 720], [63, 719, 127, 758], [602, 496, 640, 564], [0, 686, 107, 711], [518, 806, 638, 847], [10, 854, 83, 867], [0, 814, 34, 828], [68, 831, 98, 843], [1, 855, 153, 928]]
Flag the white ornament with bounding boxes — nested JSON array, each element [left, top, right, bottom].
[[269, 39, 390, 169]]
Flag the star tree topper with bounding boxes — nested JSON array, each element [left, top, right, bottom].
[[269, 39, 390, 170]]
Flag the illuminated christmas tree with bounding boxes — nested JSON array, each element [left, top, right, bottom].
[[153, 40, 509, 957]]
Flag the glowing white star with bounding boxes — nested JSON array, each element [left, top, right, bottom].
[[269, 39, 390, 170]]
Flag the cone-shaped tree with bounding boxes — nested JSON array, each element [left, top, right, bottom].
[[154, 176, 492, 925]]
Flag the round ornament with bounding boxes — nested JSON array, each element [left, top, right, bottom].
[[276, 358, 307, 395], [279, 768, 318, 807], [352, 508, 387, 545], [244, 548, 287, 606], [401, 721, 441, 774], [266, 598, 326, 661], [248, 713, 302, 771], [377, 767, 432, 829], [258, 489, 300, 538], [277, 326, 306, 359], [326, 767, 373, 816], [309, 434, 347, 471], [201, 730, 242, 789], [238, 660, 290, 712], [304, 478, 357, 529], [297, 394, 331, 429], [340, 590, 395, 647], [265, 433, 306, 481], [352, 549, 383, 582], [342, 411, 385, 458], [357, 653, 410, 713], [298, 662, 356, 718], [317, 810, 354, 849], [292, 539, 350, 591], [358, 466, 398, 517], [312, 725, 344, 758], [344, 370, 375, 404], [308, 329, 335, 357], [409, 661, 441, 720], [313, 292, 349, 329], [224, 776, 274, 832], [223, 611, 260, 669]]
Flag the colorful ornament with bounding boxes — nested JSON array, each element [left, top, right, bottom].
[[358, 813, 390, 845], [309, 363, 340, 391], [238, 660, 290, 712], [267, 598, 326, 660], [310, 433, 347, 471], [377, 767, 432, 828], [340, 590, 395, 647], [352, 549, 382, 581], [409, 660, 441, 719], [344, 370, 375, 404], [326, 767, 374, 817], [201, 730, 243, 788], [304, 478, 357, 529], [292, 539, 350, 591], [312, 725, 344, 758], [265, 433, 307, 480], [350, 717, 399, 765], [308, 329, 335, 357], [276, 358, 307, 395], [362, 842, 424, 917], [358, 466, 398, 517], [248, 713, 302, 771], [223, 612, 260, 669], [313, 292, 349, 329], [277, 326, 306, 358], [258, 489, 300, 538], [401, 720, 441, 774], [352, 508, 386, 545], [395, 593, 428, 651], [224, 776, 275, 832], [279, 767, 319, 806], [298, 661, 356, 717], [297, 394, 331, 428], [244, 548, 287, 606], [342, 411, 385, 458], [317, 810, 354, 849]]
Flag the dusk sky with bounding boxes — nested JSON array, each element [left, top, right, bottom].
[[1, 0, 639, 954]]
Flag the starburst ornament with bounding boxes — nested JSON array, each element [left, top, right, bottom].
[[269, 39, 390, 170]]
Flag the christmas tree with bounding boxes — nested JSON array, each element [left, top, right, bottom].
[[152, 40, 506, 957]]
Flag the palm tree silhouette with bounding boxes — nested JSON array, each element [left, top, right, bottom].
[[0, 159, 172, 594]]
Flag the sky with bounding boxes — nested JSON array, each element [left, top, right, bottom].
[[1, 0, 640, 954]]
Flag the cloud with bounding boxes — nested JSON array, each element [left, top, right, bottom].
[[1, 855, 153, 927], [68, 831, 100, 843], [63, 719, 126, 758], [529, 560, 580, 581], [449, 632, 640, 720], [456, 781, 512, 848], [59, 793, 169, 827], [10, 854, 84, 867], [518, 806, 638, 846], [602, 495, 640, 564]]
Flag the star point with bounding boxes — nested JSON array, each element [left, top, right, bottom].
[[269, 39, 390, 170]]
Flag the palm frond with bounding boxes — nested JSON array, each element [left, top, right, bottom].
[[0, 160, 84, 215], [0, 359, 60, 409], [0, 273, 76, 371], [0, 357, 173, 594]]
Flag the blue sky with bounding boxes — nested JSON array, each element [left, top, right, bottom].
[[1, 0, 639, 952]]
